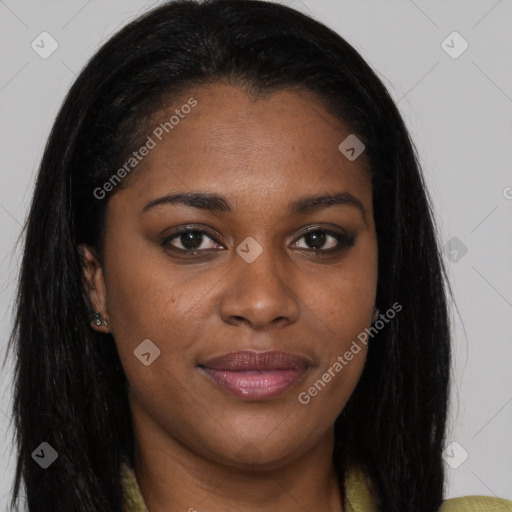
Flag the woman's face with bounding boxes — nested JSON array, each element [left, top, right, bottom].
[[84, 84, 378, 469]]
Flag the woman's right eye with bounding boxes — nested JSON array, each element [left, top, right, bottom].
[[162, 229, 224, 254]]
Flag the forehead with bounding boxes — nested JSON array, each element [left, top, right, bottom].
[[110, 84, 371, 211]]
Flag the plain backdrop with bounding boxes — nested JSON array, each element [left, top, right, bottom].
[[0, 0, 511, 509]]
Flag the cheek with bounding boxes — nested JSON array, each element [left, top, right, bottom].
[[295, 346, 366, 431], [104, 260, 201, 427], [292, 239, 377, 412], [304, 241, 378, 341], [100, 239, 188, 383], [293, 273, 373, 424], [103, 236, 198, 337]]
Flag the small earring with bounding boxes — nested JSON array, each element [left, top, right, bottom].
[[372, 307, 380, 323], [90, 310, 108, 327]]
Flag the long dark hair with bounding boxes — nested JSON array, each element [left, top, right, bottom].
[[8, 1, 451, 510]]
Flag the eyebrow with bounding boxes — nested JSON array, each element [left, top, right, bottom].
[[141, 191, 366, 221]]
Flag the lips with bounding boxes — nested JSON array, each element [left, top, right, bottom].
[[198, 350, 311, 400]]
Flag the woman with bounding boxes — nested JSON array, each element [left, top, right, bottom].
[[8, 1, 511, 511]]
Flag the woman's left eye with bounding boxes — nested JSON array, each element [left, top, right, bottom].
[[292, 229, 354, 253]]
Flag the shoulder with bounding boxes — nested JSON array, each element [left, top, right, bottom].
[[344, 463, 512, 512], [440, 495, 512, 511]]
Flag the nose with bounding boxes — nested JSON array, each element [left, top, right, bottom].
[[219, 247, 300, 330]]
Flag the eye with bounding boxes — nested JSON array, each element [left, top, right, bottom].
[[161, 226, 354, 257], [292, 228, 355, 255], [163, 228, 224, 253]]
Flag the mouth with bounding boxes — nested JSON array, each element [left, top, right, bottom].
[[197, 350, 311, 401]]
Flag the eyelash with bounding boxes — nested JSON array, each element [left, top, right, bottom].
[[161, 226, 355, 257]]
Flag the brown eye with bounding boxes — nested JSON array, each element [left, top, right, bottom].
[[163, 229, 223, 253], [293, 228, 355, 254]]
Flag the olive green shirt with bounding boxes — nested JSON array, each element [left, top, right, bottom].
[[121, 463, 512, 511]]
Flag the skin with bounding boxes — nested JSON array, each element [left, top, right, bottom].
[[81, 84, 378, 512]]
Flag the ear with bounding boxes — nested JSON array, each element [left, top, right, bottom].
[[78, 244, 110, 333]]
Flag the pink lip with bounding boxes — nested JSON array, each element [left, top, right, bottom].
[[198, 350, 310, 400]]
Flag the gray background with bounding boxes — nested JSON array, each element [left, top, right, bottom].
[[0, 0, 511, 508]]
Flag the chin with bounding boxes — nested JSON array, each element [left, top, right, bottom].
[[203, 433, 311, 471]]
